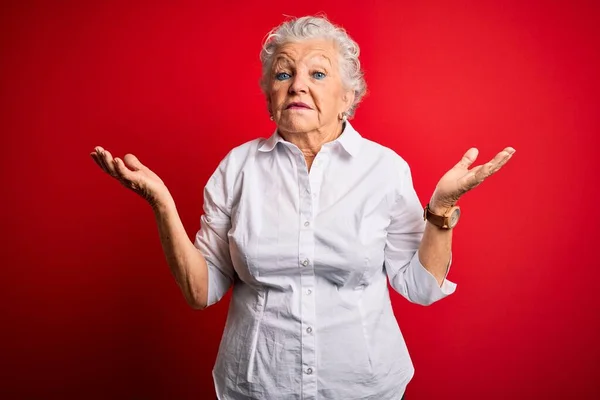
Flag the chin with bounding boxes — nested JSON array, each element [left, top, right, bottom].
[[278, 119, 316, 134]]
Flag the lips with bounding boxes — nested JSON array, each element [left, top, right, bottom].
[[286, 102, 311, 109]]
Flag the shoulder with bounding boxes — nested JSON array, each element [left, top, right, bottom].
[[222, 138, 264, 163], [352, 132, 417, 198], [205, 138, 265, 204], [210, 137, 264, 175], [358, 135, 411, 175]]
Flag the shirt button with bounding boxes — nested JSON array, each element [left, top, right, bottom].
[[306, 367, 313, 375], [306, 327, 313, 333], [302, 259, 309, 267], [304, 221, 310, 227], [306, 289, 312, 295]]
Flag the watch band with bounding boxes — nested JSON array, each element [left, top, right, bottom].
[[423, 203, 454, 229]]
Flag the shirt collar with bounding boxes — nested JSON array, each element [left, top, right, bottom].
[[258, 121, 363, 157], [335, 121, 362, 157]]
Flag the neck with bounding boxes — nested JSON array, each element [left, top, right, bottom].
[[278, 120, 345, 159]]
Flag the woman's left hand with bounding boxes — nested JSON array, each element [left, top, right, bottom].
[[429, 147, 516, 213]]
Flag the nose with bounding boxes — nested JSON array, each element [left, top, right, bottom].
[[288, 72, 308, 94]]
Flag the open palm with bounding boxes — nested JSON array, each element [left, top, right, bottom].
[[430, 147, 516, 211], [90, 146, 170, 207]]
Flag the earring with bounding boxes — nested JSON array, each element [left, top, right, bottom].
[[339, 112, 348, 121], [270, 115, 274, 121]]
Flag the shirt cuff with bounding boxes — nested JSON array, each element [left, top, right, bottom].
[[410, 250, 457, 304]]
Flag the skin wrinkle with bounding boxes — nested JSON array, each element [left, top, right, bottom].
[[267, 39, 354, 170]]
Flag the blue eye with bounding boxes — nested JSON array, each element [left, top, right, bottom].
[[276, 72, 291, 81], [313, 71, 326, 80]]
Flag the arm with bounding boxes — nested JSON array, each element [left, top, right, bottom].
[[384, 159, 456, 306], [152, 155, 237, 309], [417, 146, 516, 286], [90, 146, 234, 310], [152, 197, 210, 309], [417, 206, 452, 286]]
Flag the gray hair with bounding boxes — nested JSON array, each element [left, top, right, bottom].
[[259, 15, 367, 118]]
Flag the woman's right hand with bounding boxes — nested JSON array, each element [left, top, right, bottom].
[[90, 146, 172, 209]]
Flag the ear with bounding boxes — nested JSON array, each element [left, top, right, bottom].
[[342, 89, 355, 112]]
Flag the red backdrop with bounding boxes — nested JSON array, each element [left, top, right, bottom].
[[1, 0, 599, 398]]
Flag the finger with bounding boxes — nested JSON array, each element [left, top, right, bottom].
[[90, 152, 107, 173], [484, 147, 515, 176], [458, 165, 484, 192], [465, 150, 514, 189], [455, 148, 479, 170], [94, 148, 112, 175], [503, 146, 516, 155], [113, 157, 134, 182], [123, 153, 144, 172], [114, 158, 148, 195], [100, 149, 119, 177]]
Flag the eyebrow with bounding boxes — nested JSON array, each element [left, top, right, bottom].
[[317, 54, 333, 68], [273, 56, 294, 68], [273, 50, 334, 69]]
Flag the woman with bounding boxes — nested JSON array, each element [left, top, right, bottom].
[[90, 15, 514, 400]]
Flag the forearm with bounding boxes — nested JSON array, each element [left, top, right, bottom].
[[418, 217, 452, 287], [152, 197, 209, 309]]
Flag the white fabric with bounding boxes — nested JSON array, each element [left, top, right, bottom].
[[194, 122, 456, 400]]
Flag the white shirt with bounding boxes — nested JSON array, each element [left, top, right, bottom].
[[194, 122, 456, 400]]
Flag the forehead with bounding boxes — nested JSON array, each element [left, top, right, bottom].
[[273, 39, 338, 66]]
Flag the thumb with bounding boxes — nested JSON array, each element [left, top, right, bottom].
[[123, 153, 145, 171], [454, 147, 479, 169]]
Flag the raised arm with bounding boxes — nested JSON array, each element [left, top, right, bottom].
[[419, 147, 515, 285], [90, 147, 211, 309]]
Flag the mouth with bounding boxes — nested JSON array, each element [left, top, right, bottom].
[[285, 102, 312, 110]]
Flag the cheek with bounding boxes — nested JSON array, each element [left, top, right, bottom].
[[269, 86, 287, 107], [315, 84, 340, 105]]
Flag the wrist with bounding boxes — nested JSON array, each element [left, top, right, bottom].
[[150, 192, 175, 214], [428, 193, 458, 215], [427, 202, 453, 215], [423, 202, 462, 229]]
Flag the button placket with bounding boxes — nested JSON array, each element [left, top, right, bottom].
[[297, 148, 317, 399]]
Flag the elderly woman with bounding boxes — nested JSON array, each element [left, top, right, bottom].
[[91, 15, 514, 400]]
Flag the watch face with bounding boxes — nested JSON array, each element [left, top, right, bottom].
[[449, 208, 461, 227]]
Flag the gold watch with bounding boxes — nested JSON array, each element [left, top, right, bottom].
[[423, 203, 461, 229]]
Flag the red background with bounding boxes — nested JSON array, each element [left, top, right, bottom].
[[1, 0, 599, 398]]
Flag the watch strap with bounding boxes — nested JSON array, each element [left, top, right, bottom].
[[423, 203, 452, 229]]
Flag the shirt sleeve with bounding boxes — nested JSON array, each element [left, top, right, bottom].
[[384, 156, 457, 306], [193, 152, 236, 307]]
